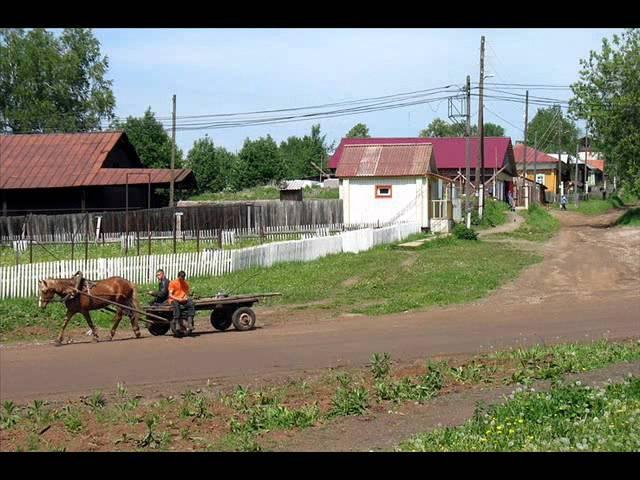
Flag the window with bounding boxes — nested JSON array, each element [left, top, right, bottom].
[[536, 174, 545, 185], [375, 185, 392, 198]]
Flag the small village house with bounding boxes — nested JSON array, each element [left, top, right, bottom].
[[0, 131, 195, 215], [335, 142, 453, 232], [329, 136, 517, 202], [514, 144, 568, 201]]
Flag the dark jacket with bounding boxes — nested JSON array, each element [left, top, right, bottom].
[[152, 277, 170, 303]]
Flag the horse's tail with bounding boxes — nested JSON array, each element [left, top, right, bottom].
[[130, 282, 142, 316]]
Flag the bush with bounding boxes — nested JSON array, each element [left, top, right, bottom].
[[453, 223, 478, 241]]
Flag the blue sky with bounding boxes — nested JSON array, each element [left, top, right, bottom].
[[92, 28, 622, 154]]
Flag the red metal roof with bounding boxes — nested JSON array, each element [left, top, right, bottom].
[[0, 132, 193, 189], [513, 144, 560, 164], [335, 143, 435, 178], [329, 137, 515, 174]]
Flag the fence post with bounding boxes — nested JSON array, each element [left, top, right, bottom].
[[218, 228, 223, 249]]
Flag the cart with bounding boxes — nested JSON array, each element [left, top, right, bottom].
[[143, 293, 281, 337]]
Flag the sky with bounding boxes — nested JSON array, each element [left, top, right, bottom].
[[91, 28, 623, 155]]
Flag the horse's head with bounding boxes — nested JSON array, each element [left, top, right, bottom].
[[38, 279, 57, 309]]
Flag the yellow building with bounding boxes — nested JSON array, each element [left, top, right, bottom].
[[513, 144, 567, 193]]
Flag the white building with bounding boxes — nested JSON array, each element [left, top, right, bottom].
[[336, 142, 453, 231]]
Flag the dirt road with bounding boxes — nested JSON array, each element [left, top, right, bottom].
[[1, 209, 638, 402]]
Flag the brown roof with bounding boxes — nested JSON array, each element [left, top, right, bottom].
[[0, 132, 193, 189], [335, 143, 436, 178], [513, 144, 559, 164]]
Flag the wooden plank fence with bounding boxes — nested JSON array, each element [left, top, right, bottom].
[[0, 222, 420, 299]]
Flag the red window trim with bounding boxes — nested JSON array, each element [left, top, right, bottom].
[[375, 184, 392, 198]]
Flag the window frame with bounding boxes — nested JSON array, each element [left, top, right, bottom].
[[374, 184, 393, 199]]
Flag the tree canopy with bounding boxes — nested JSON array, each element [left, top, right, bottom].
[[111, 108, 183, 169], [570, 28, 640, 196], [418, 118, 504, 137], [0, 28, 115, 133], [526, 105, 580, 154], [280, 124, 333, 178], [187, 135, 236, 193], [345, 123, 370, 138]]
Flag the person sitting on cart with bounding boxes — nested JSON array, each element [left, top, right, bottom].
[[168, 270, 196, 334], [148, 269, 170, 305]]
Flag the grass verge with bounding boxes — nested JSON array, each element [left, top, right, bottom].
[[1, 338, 637, 451], [398, 377, 639, 452], [0, 237, 540, 342], [615, 208, 640, 227], [189, 185, 339, 202], [497, 204, 560, 242]]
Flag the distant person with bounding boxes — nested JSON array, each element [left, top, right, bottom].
[[169, 270, 196, 335], [148, 269, 169, 305], [560, 194, 568, 211], [507, 191, 515, 211]]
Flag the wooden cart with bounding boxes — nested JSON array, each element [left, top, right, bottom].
[[143, 293, 280, 337]]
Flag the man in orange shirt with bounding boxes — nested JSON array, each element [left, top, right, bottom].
[[169, 270, 196, 335]]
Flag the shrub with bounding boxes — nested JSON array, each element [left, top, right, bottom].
[[453, 223, 478, 241]]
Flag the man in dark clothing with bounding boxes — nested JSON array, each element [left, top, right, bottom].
[[148, 269, 170, 305]]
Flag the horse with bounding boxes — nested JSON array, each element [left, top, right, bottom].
[[38, 275, 142, 345]]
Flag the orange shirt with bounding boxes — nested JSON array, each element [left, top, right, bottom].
[[168, 279, 190, 304]]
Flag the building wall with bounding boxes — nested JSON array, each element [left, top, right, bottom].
[[340, 176, 430, 228], [524, 169, 558, 192]]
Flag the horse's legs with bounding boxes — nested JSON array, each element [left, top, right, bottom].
[[56, 311, 75, 345], [129, 312, 141, 338], [110, 309, 124, 340], [82, 312, 99, 342]]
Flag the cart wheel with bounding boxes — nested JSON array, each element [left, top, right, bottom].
[[148, 322, 170, 336], [210, 309, 233, 331], [232, 306, 256, 331]]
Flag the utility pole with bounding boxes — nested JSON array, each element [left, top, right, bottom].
[[557, 123, 562, 199], [575, 143, 580, 206], [169, 94, 176, 208], [522, 90, 529, 208], [477, 35, 486, 217], [584, 126, 589, 196], [533, 133, 538, 184], [465, 75, 472, 227]]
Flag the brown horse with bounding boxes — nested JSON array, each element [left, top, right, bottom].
[[38, 276, 142, 345]]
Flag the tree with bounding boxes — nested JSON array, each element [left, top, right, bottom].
[[280, 124, 334, 178], [570, 28, 640, 196], [483, 122, 505, 137], [231, 135, 284, 190], [0, 28, 115, 133], [526, 105, 579, 154], [345, 123, 370, 138], [111, 108, 183, 169], [187, 135, 236, 193], [419, 118, 505, 137]]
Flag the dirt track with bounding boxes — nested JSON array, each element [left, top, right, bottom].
[[1, 209, 638, 402]]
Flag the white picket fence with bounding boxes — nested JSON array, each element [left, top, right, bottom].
[[0, 222, 420, 299]]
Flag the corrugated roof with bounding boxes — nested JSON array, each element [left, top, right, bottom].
[[329, 137, 515, 174], [513, 144, 560, 164], [336, 143, 435, 178], [0, 132, 193, 189]]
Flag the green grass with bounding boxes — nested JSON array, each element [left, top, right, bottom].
[[615, 208, 640, 227], [498, 204, 560, 242], [398, 377, 640, 452], [0, 236, 290, 267], [189, 185, 339, 202], [0, 236, 540, 341], [472, 199, 510, 229]]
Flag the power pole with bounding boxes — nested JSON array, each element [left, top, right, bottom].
[[477, 35, 486, 217], [169, 94, 177, 208], [584, 126, 589, 196], [522, 90, 529, 207], [465, 75, 472, 227], [557, 123, 562, 199], [574, 143, 580, 206], [533, 133, 538, 183]]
